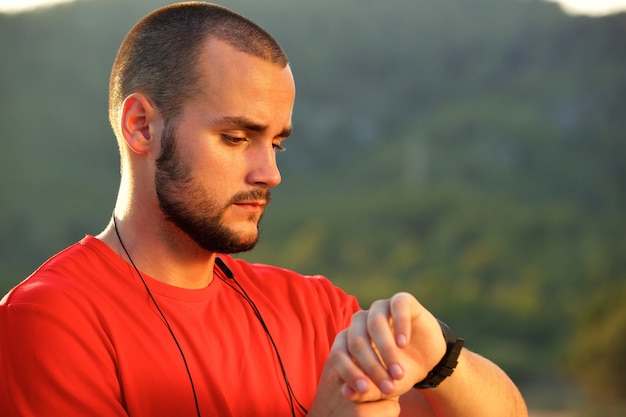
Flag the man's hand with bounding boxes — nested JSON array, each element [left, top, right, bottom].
[[311, 292, 528, 417], [327, 292, 447, 402], [307, 358, 401, 417]]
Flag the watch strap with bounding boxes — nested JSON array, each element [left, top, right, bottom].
[[413, 320, 464, 389]]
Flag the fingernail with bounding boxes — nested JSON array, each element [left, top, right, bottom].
[[389, 363, 404, 380], [397, 334, 408, 347], [356, 378, 370, 393], [342, 383, 356, 398], [380, 379, 395, 395]]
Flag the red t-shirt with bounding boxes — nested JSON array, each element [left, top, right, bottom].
[[0, 236, 360, 416]]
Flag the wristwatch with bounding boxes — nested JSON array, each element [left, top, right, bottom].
[[413, 320, 464, 389]]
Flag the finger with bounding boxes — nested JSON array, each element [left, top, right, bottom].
[[329, 329, 376, 400], [366, 300, 405, 382], [347, 303, 404, 395], [389, 292, 419, 349], [346, 309, 398, 396]]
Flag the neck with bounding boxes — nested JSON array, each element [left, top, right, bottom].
[[98, 213, 217, 289]]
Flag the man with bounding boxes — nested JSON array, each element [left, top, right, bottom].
[[0, 2, 527, 416]]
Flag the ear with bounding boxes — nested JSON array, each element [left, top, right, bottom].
[[120, 93, 162, 154]]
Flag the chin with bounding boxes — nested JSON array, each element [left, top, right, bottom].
[[224, 226, 260, 251]]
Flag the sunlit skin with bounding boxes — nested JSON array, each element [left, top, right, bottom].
[[97, 32, 527, 417], [98, 39, 295, 289], [164, 41, 293, 252]]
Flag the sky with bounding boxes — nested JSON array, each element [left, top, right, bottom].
[[546, 0, 626, 15], [0, 0, 75, 13], [1, 0, 626, 16]]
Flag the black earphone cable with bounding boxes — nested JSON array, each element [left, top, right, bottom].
[[215, 259, 308, 416], [113, 218, 307, 417], [113, 218, 202, 417]]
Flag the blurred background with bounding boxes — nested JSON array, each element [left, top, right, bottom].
[[1, 0, 625, 415]]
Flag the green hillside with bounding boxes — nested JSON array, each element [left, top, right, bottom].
[[1, 0, 625, 413]]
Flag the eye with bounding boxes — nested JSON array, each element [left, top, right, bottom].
[[273, 142, 286, 152], [222, 134, 248, 146]]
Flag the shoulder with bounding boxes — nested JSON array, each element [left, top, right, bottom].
[[219, 255, 361, 321], [1, 236, 126, 308], [0, 236, 137, 354], [226, 255, 353, 297]]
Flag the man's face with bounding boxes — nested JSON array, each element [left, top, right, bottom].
[[154, 40, 295, 254]]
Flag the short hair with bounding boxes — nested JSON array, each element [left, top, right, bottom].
[[108, 2, 288, 141]]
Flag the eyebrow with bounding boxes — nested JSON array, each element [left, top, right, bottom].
[[216, 116, 292, 139]]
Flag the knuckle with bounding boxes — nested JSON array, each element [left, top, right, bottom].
[[348, 334, 371, 352], [350, 310, 368, 325], [371, 298, 386, 308], [327, 346, 342, 362], [331, 330, 347, 350], [367, 313, 390, 333], [391, 291, 411, 307]]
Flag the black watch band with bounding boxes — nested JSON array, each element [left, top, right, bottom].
[[413, 320, 464, 389]]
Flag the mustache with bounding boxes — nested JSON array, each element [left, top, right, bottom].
[[229, 189, 272, 205]]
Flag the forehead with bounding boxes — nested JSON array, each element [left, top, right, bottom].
[[189, 39, 296, 120]]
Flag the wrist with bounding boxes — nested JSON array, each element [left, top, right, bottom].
[[413, 320, 464, 389]]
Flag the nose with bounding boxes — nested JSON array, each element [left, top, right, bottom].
[[246, 144, 282, 188]]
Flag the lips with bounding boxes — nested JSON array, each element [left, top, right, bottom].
[[230, 189, 271, 213], [233, 200, 266, 212]]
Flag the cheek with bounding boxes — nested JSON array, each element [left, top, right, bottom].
[[190, 147, 245, 195]]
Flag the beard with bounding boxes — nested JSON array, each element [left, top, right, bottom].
[[154, 120, 270, 254]]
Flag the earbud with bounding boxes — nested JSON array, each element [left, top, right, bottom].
[[215, 257, 234, 279]]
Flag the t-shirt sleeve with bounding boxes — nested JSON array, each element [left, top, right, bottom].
[[0, 287, 128, 417], [298, 274, 362, 344]]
